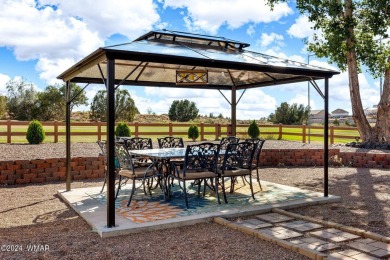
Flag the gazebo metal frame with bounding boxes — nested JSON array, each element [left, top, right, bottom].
[[58, 29, 339, 228]]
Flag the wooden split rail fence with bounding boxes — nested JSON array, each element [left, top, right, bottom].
[[0, 120, 361, 144]]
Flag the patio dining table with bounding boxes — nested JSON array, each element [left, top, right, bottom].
[[129, 147, 187, 200]]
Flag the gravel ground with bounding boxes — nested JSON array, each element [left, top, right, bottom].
[[0, 141, 389, 259]]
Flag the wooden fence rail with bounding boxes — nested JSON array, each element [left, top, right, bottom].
[[0, 120, 361, 144]]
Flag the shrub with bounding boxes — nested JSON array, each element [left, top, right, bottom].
[[247, 120, 260, 138], [188, 125, 200, 141], [115, 122, 131, 137], [333, 118, 340, 126], [26, 120, 45, 144]]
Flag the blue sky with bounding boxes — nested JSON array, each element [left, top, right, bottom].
[[0, 0, 381, 119]]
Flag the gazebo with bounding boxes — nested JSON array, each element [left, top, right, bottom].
[[57, 29, 339, 228]]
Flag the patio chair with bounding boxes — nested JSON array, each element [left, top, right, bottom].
[[157, 136, 185, 174], [124, 137, 153, 167], [168, 143, 221, 208], [115, 142, 159, 206], [245, 138, 266, 190], [97, 140, 108, 193], [219, 136, 240, 151], [98, 140, 122, 194], [218, 141, 257, 203], [157, 136, 184, 148]]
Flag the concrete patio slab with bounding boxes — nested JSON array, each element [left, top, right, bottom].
[[58, 180, 340, 238]]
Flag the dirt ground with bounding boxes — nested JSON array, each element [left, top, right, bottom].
[[0, 166, 389, 259]]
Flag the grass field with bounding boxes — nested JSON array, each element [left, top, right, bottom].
[[0, 122, 360, 144]]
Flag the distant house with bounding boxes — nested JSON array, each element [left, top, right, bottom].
[[331, 109, 349, 118], [309, 110, 332, 123], [309, 110, 326, 120], [364, 106, 377, 117]]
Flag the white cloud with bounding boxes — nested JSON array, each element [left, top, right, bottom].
[[287, 15, 316, 40], [247, 24, 256, 37], [0, 73, 11, 95], [0, 0, 160, 84], [40, 0, 159, 40], [289, 93, 317, 109], [260, 33, 284, 48], [162, 0, 293, 34]]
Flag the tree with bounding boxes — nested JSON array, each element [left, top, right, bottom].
[[90, 89, 139, 122], [269, 102, 309, 125], [168, 99, 199, 122], [6, 79, 39, 120], [60, 83, 89, 113], [0, 95, 6, 119], [248, 120, 260, 138], [36, 83, 88, 121], [267, 0, 390, 144]]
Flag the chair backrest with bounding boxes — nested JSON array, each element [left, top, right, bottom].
[[245, 138, 266, 167], [222, 142, 257, 170], [158, 136, 184, 148], [220, 136, 240, 150], [124, 137, 153, 151], [115, 142, 135, 171], [96, 140, 106, 156], [184, 143, 220, 172]]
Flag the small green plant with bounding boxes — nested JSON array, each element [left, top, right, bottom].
[[333, 118, 340, 126], [188, 125, 200, 141], [247, 120, 260, 138], [26, 120, 45, 144], [115, 122, 131, 137]]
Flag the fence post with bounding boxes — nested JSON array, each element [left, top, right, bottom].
[[169, 122, 173, 136], [97, 122, 102, 141], [215, 124, 219, 140], [135, 122, 139, 137], [227, 124, 232, 136], [278, 124, 282, 140], [302, 125, 306, 143], [7, 119, 11, 143], [54, 121, 58, 143], [200, 123, 204, 141], [330, 125, 334, 144]]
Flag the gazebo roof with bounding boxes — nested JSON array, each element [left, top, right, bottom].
[[57, 29, 339, 89]]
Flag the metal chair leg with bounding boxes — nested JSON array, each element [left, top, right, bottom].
[[100, 175, 107, 193], [127, 179, 136, 207], [183, 179, 189, 208], [115, 175, 122, 199], [256, 168, 262, 190]]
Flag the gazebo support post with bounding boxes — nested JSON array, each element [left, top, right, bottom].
[[65, 81, 71, 191], [324, 78, 329, 197], [106, 58, 116, 227], [231, 85, 237, 136]]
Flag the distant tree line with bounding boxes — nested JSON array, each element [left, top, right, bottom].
[[0, 79, 139, 122], [268, 102, 310, 125]]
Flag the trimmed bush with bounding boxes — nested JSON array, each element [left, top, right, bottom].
[[188, 125, 200, 141], [115, 122, 131, 137], [247, 120, 260, 138], [26, 120, 46, 144]]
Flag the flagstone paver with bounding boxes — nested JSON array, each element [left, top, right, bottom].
[[238, 218, 273, 229], [280, 220, 323, 232], [310, 228, 360, 242], [256, 226, 303, 240], [254, 212, 294, 223], [328, 251, 380, 260], [216, 209, 390, 260], [348, 239, 390, 258], [290, 237, 340, 252]]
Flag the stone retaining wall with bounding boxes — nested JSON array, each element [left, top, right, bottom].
[[1, 149, 390, 185], [0, 157, 105, 185]]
